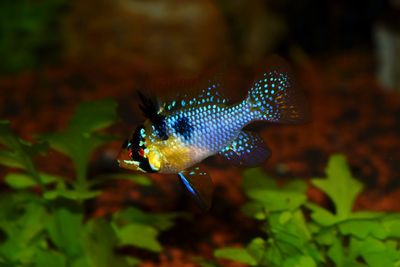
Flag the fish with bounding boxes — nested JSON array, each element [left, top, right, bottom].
[[117, 69, 305, 209]]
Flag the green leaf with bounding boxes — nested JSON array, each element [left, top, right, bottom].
[[40, 100, 118, 190], [247, 189, 306, 212], [311, 154, 363, 220], [34, 249, 67, 267], [283, 255, 317, 267], [381, 214, 400, 238], [283, 179, 308, 194], [214, 247, 258, 266], [327, 237, 345, 267], [314, 227, 337, 246], [43, 190, 101, 200], [124, 257, 141, 267], [4, 172, 61, 189], [113, 207, 181, 231], [268, 210, 312, 252], [0, 198, 48, 264], [305, 203, 339, 226], [114, 223, 162, 252], [0, 121, 46, 182], [0, 150, 25, 169], [92, 173, 152, 187], [241, 202, 266, 220], [350, 237, 400, 267], [338, 219, 386, 239], [242, 168, 277, 192], [46, 208, 84, 257], [69, 99, 118, 133], [42, 132, 112, 185], [83, 219, 130, 267], [246, 238, 266, 263]]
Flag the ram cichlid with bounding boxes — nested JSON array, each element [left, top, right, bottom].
[[117, 69, 305, 209]]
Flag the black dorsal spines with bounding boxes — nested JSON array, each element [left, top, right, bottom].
[[138, 92, 168, 140]]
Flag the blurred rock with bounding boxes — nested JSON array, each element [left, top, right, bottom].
[[64, 0, 230, 76], [217, 0, 288, 66]]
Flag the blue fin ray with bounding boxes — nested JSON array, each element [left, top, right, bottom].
[[178, 166, 213, 210]]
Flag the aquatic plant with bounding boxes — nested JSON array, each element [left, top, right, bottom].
[[213, 155, 400, 267], [0, 100, 178, 267]]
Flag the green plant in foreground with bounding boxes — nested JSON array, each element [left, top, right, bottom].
[[0, 100, 179, 267], [214, 155, 400, 267]]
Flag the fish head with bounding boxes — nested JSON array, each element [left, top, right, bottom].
[[117, 124, 160, 173]]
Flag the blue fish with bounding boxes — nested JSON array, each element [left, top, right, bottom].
[[117, 69, 305, 209]]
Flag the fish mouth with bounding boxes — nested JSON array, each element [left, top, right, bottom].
[[116, 149, 158, 173], [116, 150, 139, 171]]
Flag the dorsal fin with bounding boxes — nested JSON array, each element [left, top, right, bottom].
[[162, 81, 229, 114], [138, 92, 161, 118], [137, 92, 168, 140]]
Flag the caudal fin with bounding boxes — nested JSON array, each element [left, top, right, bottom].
[[247, 69, 306, 124]]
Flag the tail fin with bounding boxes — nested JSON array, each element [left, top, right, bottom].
[[247, 69, 306, 124]]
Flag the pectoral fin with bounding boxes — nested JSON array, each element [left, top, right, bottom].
[[178, 166, 213, 210]]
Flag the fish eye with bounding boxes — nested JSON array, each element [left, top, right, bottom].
[[138, 148, 145, 157]]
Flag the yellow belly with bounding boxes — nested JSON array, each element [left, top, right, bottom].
[[146, 134, 211, 174]]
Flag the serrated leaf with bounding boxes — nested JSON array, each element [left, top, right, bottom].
[[214, 247, 258, 266], [311, 154, 363, 220], [114, 223, 162, 252], [338, 219, 387, 239], [248, 189, 306, 212], [350, 237, 400, 267]]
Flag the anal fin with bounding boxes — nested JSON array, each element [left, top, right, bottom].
[[219, 131, 271, 167], [178, 166, 213, 210]]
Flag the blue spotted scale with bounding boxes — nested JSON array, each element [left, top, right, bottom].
[[117, 70, 304, 209]]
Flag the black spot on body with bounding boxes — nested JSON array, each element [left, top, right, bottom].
[[173, 116, 194, 140]]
